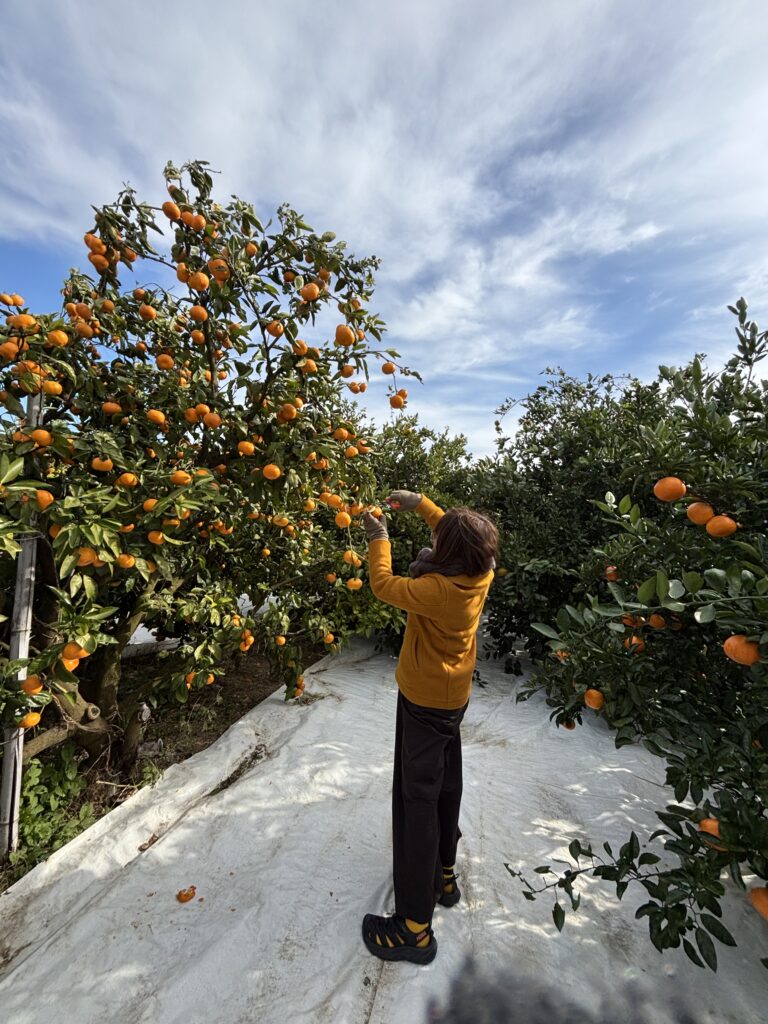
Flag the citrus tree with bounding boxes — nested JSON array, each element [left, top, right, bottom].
[[470, 369, 666, 671], [0, 159, 420, 767], [509, 301, 768, 971]]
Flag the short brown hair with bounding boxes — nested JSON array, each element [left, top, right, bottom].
[[433, 507, 499, 577]]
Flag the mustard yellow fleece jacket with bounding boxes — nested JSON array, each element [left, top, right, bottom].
[[367, 495, 494, 710]]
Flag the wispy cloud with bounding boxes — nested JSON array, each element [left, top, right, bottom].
[[0, 1, 766, 457]]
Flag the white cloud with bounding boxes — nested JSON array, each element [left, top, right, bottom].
[[0, 1, 767, 455]]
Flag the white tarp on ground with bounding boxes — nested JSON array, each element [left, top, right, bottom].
[[0, 636, 765, 1024]]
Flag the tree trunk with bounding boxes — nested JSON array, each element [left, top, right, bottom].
[[80, 595, 152, 715], [22, 680, 107, 763], [118, 703, 152, 770]]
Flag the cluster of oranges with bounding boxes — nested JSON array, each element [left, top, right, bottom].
[[652, 475, 759, 665], [654, 475, 739, 536]]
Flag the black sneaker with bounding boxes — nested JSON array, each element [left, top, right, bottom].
[[362, 913, 438, 964], [437, 871, 461, 907]]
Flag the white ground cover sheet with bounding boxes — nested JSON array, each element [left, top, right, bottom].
[[0, 636, 765, 1024]]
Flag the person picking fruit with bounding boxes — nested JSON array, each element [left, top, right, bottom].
[[359, 489, 498, 964]]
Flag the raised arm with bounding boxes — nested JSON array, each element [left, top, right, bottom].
[[366, 537, 447, 615], [414, 494, 445, 531], [386, 489, 445, 531]]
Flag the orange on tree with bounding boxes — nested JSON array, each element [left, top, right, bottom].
[[687, 501, 715, 525], [156, 354, 175, 370], [335, 511, 352, 528], [381, 361, 396, 374], [584, 689, 605, 710], [749, 887, 768, 920], [18, 712, 41, 729], [300, 283, 320, 302], [346, 578, 363, 591], [706, 514, 738, 537], [335, 325, 355, 347], [263, 464, 282, 480], [624, 635, 645, 654], [162, 200, 181, 220], [653, 476, 686, 501], [170, 470, 192, 486], [117, 554, 136, 569], [63, 641, 89, 660], [723, 635, 761, 666], [698, 817, 723, 842], [21, 675, 43, 695], [31, 428, 52, 447], [188, 271, 210, 291], [35, 489, 55, 511], [46, 329, 69, 348]]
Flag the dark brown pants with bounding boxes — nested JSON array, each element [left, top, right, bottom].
[[392, 690, 468, 924]]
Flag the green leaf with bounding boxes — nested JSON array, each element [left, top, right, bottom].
[[637, 576, 657, 605], [700, 915, 736, 947], [683, 938, 705, 968], [531, 622, 559, 639], [59, 553, 78, 579], [694, 605, 716, 624], [629, 831, 640, 858], [656, 571, 669, 601], [682, 571, 703, 594], [618, 495, 631, 515], [0, 458, 25, 485], [704, 569, 727, 593], [639, 852, 661, 866], [695, 927, 717, 970], [668, 579, 685, 599], [552, 902, 565, 932]]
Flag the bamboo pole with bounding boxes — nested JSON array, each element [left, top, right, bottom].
[[0, 392, 43, 858]]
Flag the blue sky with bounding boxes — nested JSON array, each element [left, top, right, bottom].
[[1, 1, 767, 457]]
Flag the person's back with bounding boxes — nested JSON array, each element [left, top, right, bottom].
[[367, 493, 496, 709]]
